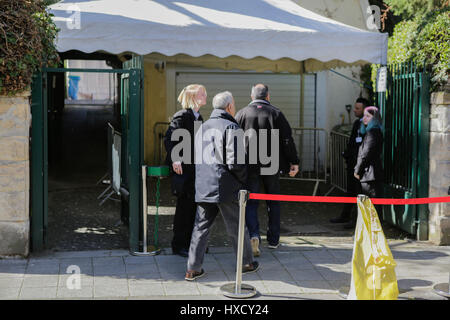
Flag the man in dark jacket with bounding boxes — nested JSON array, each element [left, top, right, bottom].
[[185, 91, 258, 281], [235, 84, 299, 256], [330, 97, 368, 229]]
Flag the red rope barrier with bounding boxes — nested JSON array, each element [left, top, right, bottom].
[[248, 193, 450, 205]]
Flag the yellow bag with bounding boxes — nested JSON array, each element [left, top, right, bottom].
[[347, 196, 399, 300]]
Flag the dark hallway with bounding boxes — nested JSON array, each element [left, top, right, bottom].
[[47, 103, 128, 251]]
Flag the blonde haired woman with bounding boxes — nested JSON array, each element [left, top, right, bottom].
[[164, 84, 207, 257]]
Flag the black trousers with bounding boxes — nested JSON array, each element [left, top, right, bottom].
[[340, 168, 362, 220], [171, 192, 197, 252], [187, 201, 254, 272], [245, 171, 281, 245]]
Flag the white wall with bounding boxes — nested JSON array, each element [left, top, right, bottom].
[[66, 60, 116, 101], [316, 66, 366, 134]]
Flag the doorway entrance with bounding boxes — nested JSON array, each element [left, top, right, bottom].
[[30, 67, 143, 253]]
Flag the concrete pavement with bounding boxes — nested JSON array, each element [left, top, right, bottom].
[[0, 237, 449, 300]]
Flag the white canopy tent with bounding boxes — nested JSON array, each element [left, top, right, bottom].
[[48, 0, 388, 183], [49, 0, 387, 71]]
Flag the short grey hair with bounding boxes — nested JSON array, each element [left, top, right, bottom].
[[212, 91, 233, 110], [251, 84, 269, 100]]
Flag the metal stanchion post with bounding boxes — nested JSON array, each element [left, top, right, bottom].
[[131, 165, 160, 256], [221, 190, 257, 299], [432, 272, 450, 298], [143, 165, 148, 253]]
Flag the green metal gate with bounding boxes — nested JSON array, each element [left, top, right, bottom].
[[30, 67, 143, 252], [377, 62, 430, 240]]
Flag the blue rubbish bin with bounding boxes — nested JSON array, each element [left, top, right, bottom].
[[68, 75, 81, 100]]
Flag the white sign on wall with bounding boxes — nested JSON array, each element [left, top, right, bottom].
[[376, 67, 387, 92]]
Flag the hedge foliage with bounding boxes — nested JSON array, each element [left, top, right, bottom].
[[382, 8, 450, 90], [384, 0, 449, 21], [0, 0, 60, 96]]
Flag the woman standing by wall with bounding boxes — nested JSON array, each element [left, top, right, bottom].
[[354, 106, 384, 223], [164, 84, 207, 257]]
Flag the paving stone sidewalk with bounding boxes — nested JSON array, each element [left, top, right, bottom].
[[0, 237, 449, 300]]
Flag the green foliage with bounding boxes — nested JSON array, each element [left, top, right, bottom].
[[384, 0, 449, 20], [0, 0, 60, 96], [386, 8, 450, 90], [413, 9, 450, 86], [387, 20, 417, 63], [359, 64, 376, 104]]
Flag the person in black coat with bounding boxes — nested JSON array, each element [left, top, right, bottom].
[[354, 106, 384, 223], [185, 91, 258, 281], [163, 84, 207, 257], [235, 84, 299, 256], [330, 97, 368, 228]]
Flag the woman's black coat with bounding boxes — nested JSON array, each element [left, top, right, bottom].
[[354, 127, 383, 183], [163, 108, 203, 197]]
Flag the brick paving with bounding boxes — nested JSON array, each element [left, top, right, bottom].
[[0, 237, 448, 300]]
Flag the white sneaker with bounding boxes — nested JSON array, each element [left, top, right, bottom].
[[268, 243, 279, 249], [250, 237, 260, 257]]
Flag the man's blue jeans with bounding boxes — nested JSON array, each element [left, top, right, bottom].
[[245, 171, 281, 246]]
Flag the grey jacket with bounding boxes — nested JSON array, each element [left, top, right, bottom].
[[195, 109, 247, 203]]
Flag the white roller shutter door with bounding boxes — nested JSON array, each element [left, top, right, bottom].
[[175, 72, 301, 127]]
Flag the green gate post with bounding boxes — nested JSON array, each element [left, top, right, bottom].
[[120, 74, 129, 189], [43, 72, 48, 245], [127, 69, 143, 252], [30, 72, 47, 251]]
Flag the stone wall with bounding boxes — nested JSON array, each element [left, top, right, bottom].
[[0, 91, 31, 257], [428, 90, 450, 245]]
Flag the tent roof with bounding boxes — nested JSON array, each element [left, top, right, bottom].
[[49, 0, 387, 68]]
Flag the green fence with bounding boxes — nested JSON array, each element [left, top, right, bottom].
[[30, 67, 143, 252], [377, 62, 430, 240]]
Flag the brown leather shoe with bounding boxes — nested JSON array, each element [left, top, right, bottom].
[[185, 269, 205, 281], [242, 261, 259, 274]]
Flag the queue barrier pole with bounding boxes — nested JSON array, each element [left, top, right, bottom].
[[432, 273, 450, 298], [130, 165, 161, 256], [221, 190, 257, 299]]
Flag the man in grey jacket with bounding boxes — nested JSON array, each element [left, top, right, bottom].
[[185, 91, 258, 281]]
